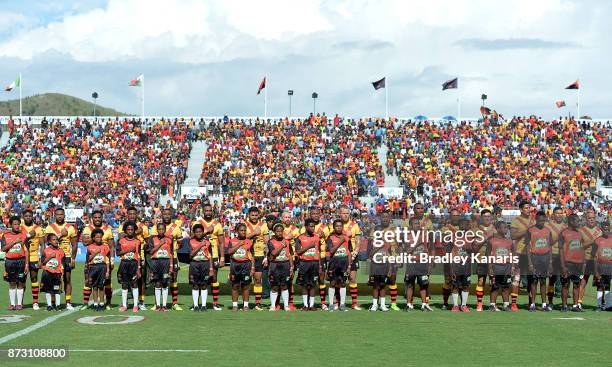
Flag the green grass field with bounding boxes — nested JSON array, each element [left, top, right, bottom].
[[1, 263, 611, 366]]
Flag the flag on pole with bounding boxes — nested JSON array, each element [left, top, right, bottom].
[[129, 74, 143, 86], [372, 77, 386, 90], [442, 77, 458, 90], [555, 100, 566, 108], [480, 106, 491, 115], [565, 80, 579, 89], [4, 75, 20, 91], [257, 77, 266, 95]]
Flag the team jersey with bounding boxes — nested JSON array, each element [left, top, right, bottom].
[[42, 247, 64, 273], [342, 220, 362, 256], [545, 221, 566, 255], [193, 218, 223, 259], [118, 237, 140, 261], [528, 226, 552, 255], [283, 223, 301, 250], [510, 215, 535, 255], [267, 238, 291, 262], [150, 236, 172, 259], [561, 229, 585, 264], [579, 225, 603, 261], [21, 222, 43, 262], [302, 221, 331, 257], [489, 237, 513, 264], [2, 231, 28, 259], [82, 224, 114, 245], [229, 238, 253, 262], [119, 222, 150, 259], [190, 238, 211, 262], [326, 234, 350, 258], [295, 234, 321, 261], [475, 224, 495, 256], [87, 244, 110, 265], [150, 221, 182, 258], [245, 221, 269, 257], [594, 236, 612, 264], [44, 222, 77, 257], [402, 216, 434, 231]]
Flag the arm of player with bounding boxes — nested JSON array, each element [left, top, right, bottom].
[[558, 234, 567, 276], [295, 238, 316, 255], [190, 241, 205, 257], [217, 231, 225, 266], [149, 238, 164, 255], [486, 239, 494, 278], [0, 236, 13, 252], [70, 232, 77, 265], [525, 230, 533, 272]]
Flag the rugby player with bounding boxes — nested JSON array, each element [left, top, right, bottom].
[[338, 205, 363, 310], [487, 221, 514, 311], [525, 211, 553, 311], [368, 211, 395, 311], [81, 210, 115, 310], [148, 223, 174, 312], [404, 218, 433, 311], [544, 207, 566, 307], [228, 223, 255, 311], [267, 222, 293, 311], [593, 221, 611, 311], [559, 214, 587, 312], [295, 219, 322, 311], [2, 216, 28, 310], [193, 203, 224, 310], [245, 207, 270, 311], [280, 210, 300, 310], [406, 203, 434, 308], [120, 207, 150, 310], [440, 209, 461, 310], [326, 219, 350, 312], [150, 208, 183, 310], [40, 233, 64, 311], [189, 224, 214, 311], [510, 201, 535, 311], [450, 218, 474, 312], [474, 209, 495, 311], [579, 208, 602, 308], [86, 229, 111, 311], [301, 206, 330, 309], [43, 208, 77, 310], [22, 209, 44, 310], [117, 221, 141, 312]]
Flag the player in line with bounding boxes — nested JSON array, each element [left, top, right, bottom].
[[267, 222, 293, 311], [117, 221, 142, 312], [2, 216, 29, 310], [188, 224, 214, 311]]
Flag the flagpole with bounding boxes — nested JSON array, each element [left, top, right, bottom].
[[19, 72, 22, 119], [385, 77, 389, 120], [141, 74, 145, 121], [264, 75, 268, 120], [577, 80, 580, 120]]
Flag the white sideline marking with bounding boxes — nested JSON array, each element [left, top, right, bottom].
[[70, 349, 209, 353], [553, 317, 586, 320], [0, 308, 78, 345]]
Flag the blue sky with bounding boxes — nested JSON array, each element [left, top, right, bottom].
[[0, 0, 609, 119]]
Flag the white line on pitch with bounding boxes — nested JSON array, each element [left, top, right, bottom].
[[553, 317, 586, 320], [70, 349, 209, 353]]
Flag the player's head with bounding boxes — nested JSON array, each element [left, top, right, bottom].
[[162, 208, 173, 223], [203, 203, 214, 219], [495, 221, 508, 236], [309, 206, 322, 222], [281, 210, 292, 224], [272, 222, 284, 239], [459, 218, 471, 231], [449, 208, 461, 225], [304, 218, 316, 235], [337, 205, 350, 222], [248, 207, 260, 222], [519, 201, 532, 216], [332, 219, 344, 234], [235, 223, 247, 238], [47, 233, 59, 247], [92, 210, 103, 227], [552, 207, 564, 222], [91, 228, 104, 244], [380, 211, 391, 228], [123, 221, 136, 237], [535, 211, 547, 227], [584, 208, 596, 226], [23, 209, 34, 224], [409, 217, 421, 230], [55, 208, 65, 223], [127, 206, 138, 222], [9, 215, 21, 232], [192, 223, 205, 240], [156, 222, 167, 237], [413, 202, 425, 217], [568, 214, 580, 229], [601, 221, 609, 236], [480, 209, 492, 226]]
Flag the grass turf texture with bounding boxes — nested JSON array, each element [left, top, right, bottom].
[[1, 263, 611, 366]]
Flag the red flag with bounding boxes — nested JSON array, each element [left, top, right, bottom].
[[555, 100, 566, 108], [257, 77, 266, 95], [480, 106, 491, 115], [565, 80, 579, 89]]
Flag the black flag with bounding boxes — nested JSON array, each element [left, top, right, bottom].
[[565, 80, 579, 90], [442, 78, 458, 90], [372, 77, 386, 90]]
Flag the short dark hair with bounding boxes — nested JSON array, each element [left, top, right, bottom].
[[192, 224, 204, 232], [92, 209, 103, 216], [304, 218, 316, 227], [9, 215, 21, 224], [91, 228, 105, 238], [122, 221, 136, 232], [519, 201, 530, 209], [248, 206, 259, 214]]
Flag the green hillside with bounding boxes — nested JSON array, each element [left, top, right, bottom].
[[0, 93, 127, 116]]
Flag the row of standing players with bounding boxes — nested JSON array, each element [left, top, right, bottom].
[[2, 202, 611, 313]]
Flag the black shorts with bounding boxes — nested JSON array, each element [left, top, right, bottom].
[[491, 263, 512, 277], [476, 263, 488, 277], [189, 261, 212, 286], [491, 275, 512, 290], [254, 256, 265, 273], [452, 275, 470, 287], [269, 261, 291, 287], [406, 263, 429, 278], [230, 261, 252, 286], [404, 274, 430, 288], [88, 263, 107, 289], [518, 254, 529, 274], [118, 260, 139, 286], [212, 258, 220, 270], [594, 263, 612, 288], [29, 262, 39, 272], [551, 255, 561, 276], [369, 262, 389, 277], [350, 258, 360, 271], [528, 253, 551, 279], [4, 258, 26, 283], [62, 257, 73, 272], [150, 258, 171, 284], [327, 257, 349, 283], [296, 261, 319, 287], [368, 274, 388, 288], [173, 258, 180, 272], [452, 265, 471, 277], [561, 262, 584, 286], [585, 260, 594, 276], [41, 271, 62, 294]]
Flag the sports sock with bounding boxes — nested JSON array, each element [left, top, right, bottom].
[[162, 287, 168, 307], [605, 291, 611, 307], [328, 287, 336, 306], [155, 288, 161, 307], [372, 298, 378, 307], [597, 291, 604, 306], [503, 301, 509, 307], [547, 285, 554, 304], [309, 296, 315, 308], [212, 282, 220, 304], [171, 282, 178, 305], [243, 301, 249, 308], [289, 288, 294, 305], [66, 294, 72, 305], [232, 301, 238, 308], [461, 291, 469, 306], [121, 289, 128, 308], [380, 297, 386, 307], [201, 289, 208, 306], [16, 288, 24, 306], [281, 289, 289, 308], [349, 283, 358, 306], [139, 281, 146, 303], [132, 288, 139, 307], [339, 287, 347, 306], [442, 285, 451, 306], [452, 292, 459, 307], [9, 289, 16, 306], [192, 289, 199, 306], [319, 284, 327, 305], [104, 285, 112, 305], [302, 295, 309, 307], [31, 282, 40, 304], [270, 291, 278, 307], [46, 293, 52, 306], [254, 285, 262, 305], [83, 286, 92, 304], [389, 284, 398, 304], [475, 286, 484, 305], [55, 294, 61, 306], [511, 292, 518, 306]]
